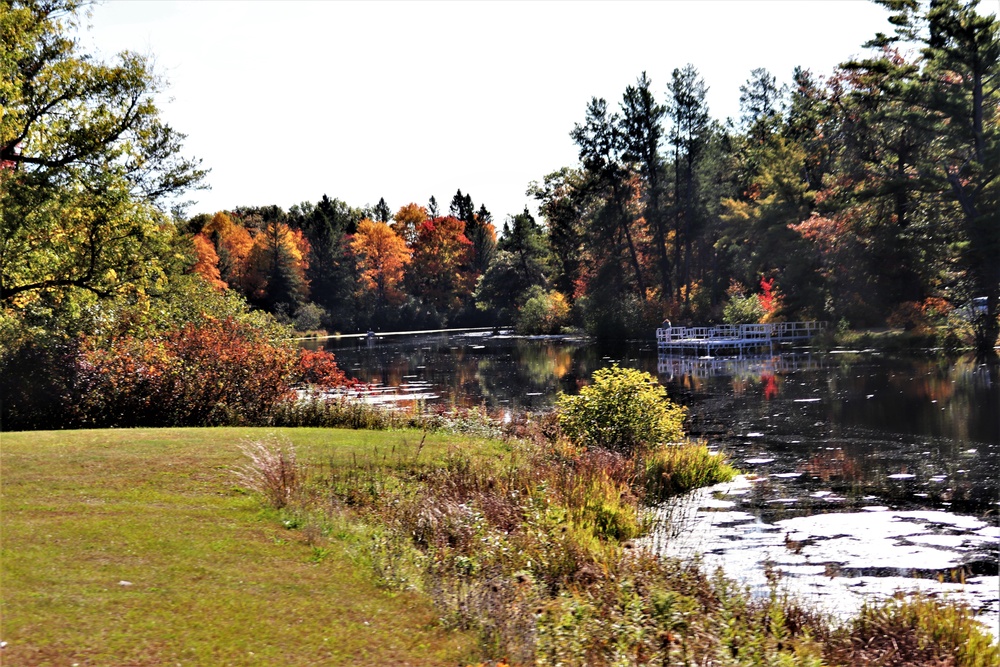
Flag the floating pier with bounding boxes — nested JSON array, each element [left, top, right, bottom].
[[655, 322, 826, 356]]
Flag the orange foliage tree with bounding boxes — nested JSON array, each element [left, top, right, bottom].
[[202, 212, 254, 294], [407, 216, 475, 314], [391, 203, 428, 246], [191, 233, 227, 290], [350, 219, 412, 306]]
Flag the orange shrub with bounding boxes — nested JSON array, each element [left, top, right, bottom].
[[72, 318, 349, 427]]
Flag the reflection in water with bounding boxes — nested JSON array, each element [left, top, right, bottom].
[[322, 333, 998, 511]]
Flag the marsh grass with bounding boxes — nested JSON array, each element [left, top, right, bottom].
[[246, 413, 998, 666], [644, 442, 740, 500], [828, 594, 1000, 667]]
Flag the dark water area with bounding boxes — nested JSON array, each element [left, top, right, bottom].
[[317, 332, 999, 516]]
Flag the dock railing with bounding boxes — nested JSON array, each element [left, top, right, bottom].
[[656, 321, 826, 355]]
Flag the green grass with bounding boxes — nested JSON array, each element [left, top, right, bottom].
[[5, 426, 996, 666], [0, 427, 488, 666]]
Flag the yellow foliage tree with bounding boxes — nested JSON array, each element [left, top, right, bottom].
[[391, 203, 428, 246]]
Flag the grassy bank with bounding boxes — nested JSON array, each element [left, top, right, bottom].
[[0, 427, 480, 666], [3, 426, 996, 666]]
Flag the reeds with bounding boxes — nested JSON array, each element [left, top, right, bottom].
[[644, 442, 739, 500]]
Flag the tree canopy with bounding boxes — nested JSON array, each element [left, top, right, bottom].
[[1, 0, 206, 308]]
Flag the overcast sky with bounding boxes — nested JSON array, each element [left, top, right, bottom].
[[83, 0, 896, 222]]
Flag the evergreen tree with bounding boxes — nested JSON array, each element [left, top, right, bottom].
[[299, 195, 360, 327], [449, 189, 475, 223], [476, 208, 550, 321], [621, 72, 670, 297], [531, 168, 585, 300], [911, 0, 998, 353], [667, 64, 711, 302], [571, 97, 647, 299], [469, 203, 497, 274], [373, 197, 392, 223], [739, 67, 785, 145]]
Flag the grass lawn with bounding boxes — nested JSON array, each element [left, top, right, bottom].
[[1, 427, 483, 666]]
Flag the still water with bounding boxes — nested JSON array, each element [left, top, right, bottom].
[[320, 332, 999, 631]]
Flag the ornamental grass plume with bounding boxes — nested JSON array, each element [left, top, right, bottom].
[[234, 436, 300, 509]]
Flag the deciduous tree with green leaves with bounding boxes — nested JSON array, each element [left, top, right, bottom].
[[1, 0, 206, 310]]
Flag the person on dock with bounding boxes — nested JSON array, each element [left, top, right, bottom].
[[661, 318, 672, 341]]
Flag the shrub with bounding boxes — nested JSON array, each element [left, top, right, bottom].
[[71, 317, 349, 427], [556, 365, 686, 455], [516, 287, 571, 335], [723, 281, 766, 324], [292, 302, 326, 332]]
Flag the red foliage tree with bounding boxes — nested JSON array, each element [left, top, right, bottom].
[[406, 216, 475, 313]]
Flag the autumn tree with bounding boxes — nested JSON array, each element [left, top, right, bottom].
[[350, 218, 411, 307], [191, 233, 227, 290], [392, 202, 428, 246], [202, 212, 254, 294], [407, 216, 474, 316]]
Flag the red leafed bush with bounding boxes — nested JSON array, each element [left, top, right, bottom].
[[72, 317, 349, 427], [297, 348, 351, 388]]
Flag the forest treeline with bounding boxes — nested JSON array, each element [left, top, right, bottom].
[[177, 0, 998, 350], [2, 0, 998, 392]]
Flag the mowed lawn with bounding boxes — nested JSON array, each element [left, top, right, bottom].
[[1, 427, 479, 666]]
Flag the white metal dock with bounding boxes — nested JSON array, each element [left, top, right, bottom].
[[655, 322, 826, 356]]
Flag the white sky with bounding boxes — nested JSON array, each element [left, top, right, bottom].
[[82, 0, 895, 222]]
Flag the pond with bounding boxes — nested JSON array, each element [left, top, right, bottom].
[[316, 331, 1000, 634]]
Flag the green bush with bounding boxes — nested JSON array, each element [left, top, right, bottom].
[[516, 286, 571, 334], [556, 365, 686, 455], [723, 292, 765, 324]]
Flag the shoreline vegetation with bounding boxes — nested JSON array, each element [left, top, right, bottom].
[[3, 0, 998, 663], [3, 388, 997, 665]]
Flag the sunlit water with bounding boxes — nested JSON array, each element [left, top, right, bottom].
[[317, 332, 1000, 634]]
